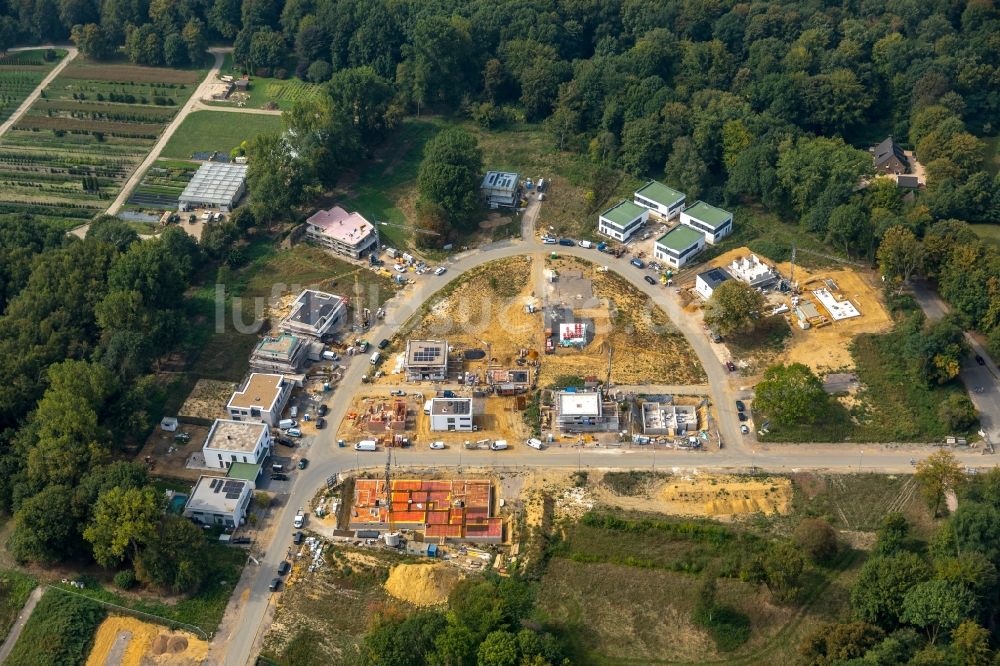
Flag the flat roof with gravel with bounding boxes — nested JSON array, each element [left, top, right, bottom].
[[656, 225, 704, 251]]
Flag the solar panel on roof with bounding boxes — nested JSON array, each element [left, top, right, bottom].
[[413, 348, 441, 362]]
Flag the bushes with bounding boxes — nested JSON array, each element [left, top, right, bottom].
[[114, 569, 136, 590], [5, 591, 106, 666], [580, 512, 732, 545]]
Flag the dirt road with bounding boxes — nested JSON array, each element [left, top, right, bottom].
[[0, 586, 42, 662], [104, 48, 231, 216], [0, 46, 78, 138]]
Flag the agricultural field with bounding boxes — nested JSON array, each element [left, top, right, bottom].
[[127, 159, 197, 209], [160, 110, 282, 160], [528, 471, 932, 665], [0, 60, 202, 228], [0, 570, 36, 642], [5, 590, 106, 666], [209, 53, 322, 111], [0, 49, 66, 124]]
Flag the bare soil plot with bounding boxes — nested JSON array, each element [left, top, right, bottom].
[[702, 247, 892, 374], [384, 563, 464, 607], [177, 379, 235, 422], [136, 424, 209, 481], [85, 615, 207, 666]]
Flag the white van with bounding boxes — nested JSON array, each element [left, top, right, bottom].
[[289, 405, 298, 418], [526, 438, 543, 450], [578, 240, 592, 249], [322, 350, 338, 361], [278, 418, 296, 430], [423, 400, 433, 415], [355, 440, 377, 451], [490, 440, 508, 451], [370, 351, 381, 365], [286, 427, 302, 437]]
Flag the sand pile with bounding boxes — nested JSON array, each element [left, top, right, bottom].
[[384, 563, 463, 607], [86, 615, 208, 666]]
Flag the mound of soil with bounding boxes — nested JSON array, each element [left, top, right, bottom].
[[384, 563, 463, 607]]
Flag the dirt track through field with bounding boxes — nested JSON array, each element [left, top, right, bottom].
[[0, 46, 78, 138]]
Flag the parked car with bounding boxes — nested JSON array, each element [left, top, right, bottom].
[[317, 404, 328, 417], [277, 560, 290, 576], [541, 236, 556, 244], [643, 275, 656, 285], [558, 238, 575, 246], [394, 264, 406, 273], [630, 258, 645, 269], [740, 424, 750, 435], [293, 531, 303, 545], [269, 578, 281, 592], [429, 441, 446, 450], [725, 361, 736, 372], [390, 389, 406, 396], [315, 417, 326, 429], [277, 438, 295, 448], [298, 458, 309, 469], [738, 412, 748, 422], [434, 266, 447, 275], [270, 473, 288, 481], [735, 400, 746, 412], [286, 427, 302, 437], [976, 354, 986, 366], [377, 338, 390, 350], [230, 536, 251, 545]]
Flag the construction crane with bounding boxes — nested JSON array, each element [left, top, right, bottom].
[[384, 446, 394, 532], [376, 220, 440, 235]]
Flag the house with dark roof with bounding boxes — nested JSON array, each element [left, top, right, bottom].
[[279, 289, 346, 340], [872, 137, 909, 175], [695, 268, 732, 299]]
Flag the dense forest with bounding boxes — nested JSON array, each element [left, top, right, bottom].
[[1, 0, 1000, 636]]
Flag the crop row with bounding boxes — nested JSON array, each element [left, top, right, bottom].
[[61, 63, 200, 85], [14, 117, 162, 139], [34, 99, 176, 118], [263, 79, 322, 102], [32, 107, 176, 124]]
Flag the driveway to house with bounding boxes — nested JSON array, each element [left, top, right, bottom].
[[209, 236, 996, 665], [0, 46, 78, 138], [911, 279, 1000, 449], [104, 47, 232, 216], [0, 586, 43, 662]]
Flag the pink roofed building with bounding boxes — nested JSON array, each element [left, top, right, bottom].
[[304, 205, 380, 259]]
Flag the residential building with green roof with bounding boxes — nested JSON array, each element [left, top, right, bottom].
[[598, 200, 648, 241], [653, 225, 706, 268], [634, 180, 686, 220], [680, 201, 733, 244]]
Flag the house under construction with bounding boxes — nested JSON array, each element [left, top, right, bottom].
[[349, 478, 502, 543], [486, 368, 532, 395], [353, 399, 408, 433]]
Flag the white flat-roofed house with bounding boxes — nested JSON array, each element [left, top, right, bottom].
[[203, 419, 271, 470], [226, 373, 293, 427], [554, 389, 620, 432], [695, 267, 732, 300], [429, 397, 473, 431], [279, 289, 347, 341], [481, 171, 521, 208], [598, 200, 648, 242], [680, 201, 733, 244], [653, 225, 706, 268], [633, 180, 686, 221], [183, 475, 252, 527], [405, 340, 449, 381], [304, 206, 380, 259], [249, 334, 308, 374]]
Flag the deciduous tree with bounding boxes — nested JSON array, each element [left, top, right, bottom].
[[83, 485, 162, 568], [901, 580, 975, 643], [753, 363, 826, 426], [703, 281, 766, 337], [915, 450, 965, 517]]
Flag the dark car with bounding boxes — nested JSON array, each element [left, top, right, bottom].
[[298, 458, 309, 469], [643, 275, 656, 285], [738, 412, 748, 422], [725, 361, 736, 372], [277, 438, 295, 448], [317, 404, 328, 417], [277, 560, 291, 576], [735, 400, 746, 412], [315, 417, 326, 430], [269, 578, 281, 592], [270, 472, 288, 481], [558, 238, 575, 247], [293, 531, 304, 545], [630, 258, 645, 269], [378, 338, 390, 350], [230, 536, 251, 545], [976, 354, 986, 366]]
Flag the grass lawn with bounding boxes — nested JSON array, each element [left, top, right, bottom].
[[792, 473, 937, 536], [184, 240, 396, 380], [160, 110, 283, 159], [5, 590, 106, 666], [971, 222, 1000, 250], [0, 570, 36, 642]]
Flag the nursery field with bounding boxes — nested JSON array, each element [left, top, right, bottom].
[[0, 49, 66, 124], [0, 61, 201, 226], [126, 159, 198, 209]]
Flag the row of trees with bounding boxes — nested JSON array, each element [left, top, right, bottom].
[[804, 453, 1000, 665]]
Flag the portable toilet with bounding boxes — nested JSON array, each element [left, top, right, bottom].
[[427, 544, 438, 558]]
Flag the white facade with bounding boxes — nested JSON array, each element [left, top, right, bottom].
[[597, 201, 648, 242], [653, 226, 706, 269], [694, 268, 732, 300], [226, 373, 293, 427], [679, 202, 733, 244], [304, 206, 380, 259], [203, 419, 271, 470], [183, 476, 253, 527], [633, 181, 686, 221], [279, 289, 347, 340], [429, 398, 473, 431]]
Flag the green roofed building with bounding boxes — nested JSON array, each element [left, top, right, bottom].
[[653, 225, 706, 268], [226, 462, 262, 486], [680, 201, 733, 244], [634, 180, 686, 220], [598, 200, 648, 242]]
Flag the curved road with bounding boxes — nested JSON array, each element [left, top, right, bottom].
[[211, 229, 995, 664]]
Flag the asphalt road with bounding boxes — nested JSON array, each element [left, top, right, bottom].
[[215, 240, 997, 664]]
